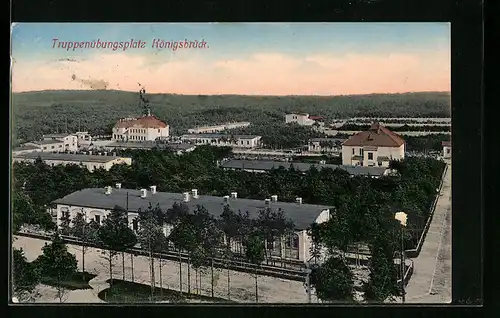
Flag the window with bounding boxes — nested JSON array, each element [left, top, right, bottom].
[[368, 152, 373, 160], [59, 145, 62, 148], [352, 148, 355, 155], [51, 146, 55, 149], [447, 149, 450, 154], [132, 219, 138, 231], [359, 149, 363, 156], [158, 129, 161, 133], [94, 215, 101, 224], [63, 211, 70, 218], [246, 141, 249, 145], [267, 240, 274, 250], [43, 147, 47, 150]]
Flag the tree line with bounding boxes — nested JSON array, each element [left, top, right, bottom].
[[12, 90, 450, 144], [337, 123, 450, 132]]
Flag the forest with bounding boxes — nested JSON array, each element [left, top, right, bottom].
[[337, 123, 451, 132], [11, 90, 451, 145], [12, 145, 446, 302]]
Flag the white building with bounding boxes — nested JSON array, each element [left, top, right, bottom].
[[74, 132, 93, 148], [52, 187, 331, 262], [112, 115, 169, 142], [285, 113, 324, 126], [341, 123, 405, 167], [308, 138, 345, 154], [23, 139, 65, 152], [180, 134, 262, 149], [43, 133, 79, 152], [105, 141, 197, 155], [12, 152, 132, 172], [187, 122, 251, 134], [442, 141, 451, 158], [12, 144, 43, 156]]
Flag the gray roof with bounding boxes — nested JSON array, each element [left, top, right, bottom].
[[44, 133, 72, 138], [13, 152, 124, 163], [31, 139, 64, 145], [106, 141, 157, 149], [220, 159, 387, 176], [52, 188, 330, 230], [106, 142, 195, 151], [310, 138, 346, 143], [182, 134, 261, 139], [165, 143, 197, 150], [13, 145, 40, 151]]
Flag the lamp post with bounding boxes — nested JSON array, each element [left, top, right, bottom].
[[394, 212, 408, 304]]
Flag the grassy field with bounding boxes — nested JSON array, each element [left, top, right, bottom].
[[11, 90, 451, 143], [98, 279, 236, 303]]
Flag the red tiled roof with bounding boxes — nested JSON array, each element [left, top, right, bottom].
[[342, 123, 405, 147], [114, 116, 168, 129], [308, 116, 323, 120], [442, 141, 451, 147]]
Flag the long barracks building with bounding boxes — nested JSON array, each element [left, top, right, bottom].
[[52, 186, 331, 262]]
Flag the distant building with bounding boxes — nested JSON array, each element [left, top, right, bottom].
[[187, 122, 251, 134], [105, 141, 196, 155], [23, 139, 66, 152], [285, 113, 324, 126], [74, 132, 93, 148], [12, 152, 132, 172], [308, 138, 345, 154], [180, 134, 262, 149], [12, 144, 43, 156], [52, 187, 332, 261], [220, 159, 389, 178], [442, 141, 451, 158], [341, 123, 405, 167], [112, 115, 169, 142], [43, 133, 79, 152]]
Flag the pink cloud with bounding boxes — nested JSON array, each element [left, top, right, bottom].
[[11, 51, 450, 95]]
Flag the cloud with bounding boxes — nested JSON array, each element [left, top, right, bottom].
[[11, 50, 450, 95]]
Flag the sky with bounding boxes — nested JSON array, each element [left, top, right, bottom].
[[11, 23, 451, 96]]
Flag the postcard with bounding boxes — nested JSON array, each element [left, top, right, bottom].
[[10, 22, 451, 304]]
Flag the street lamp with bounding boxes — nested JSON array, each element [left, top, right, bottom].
[[394, 212, 407, 304]]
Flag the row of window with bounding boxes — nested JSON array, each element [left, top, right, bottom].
[[130, 128, 146, 134], [62, 211, 139, 231], [192, 139, 252, 145]]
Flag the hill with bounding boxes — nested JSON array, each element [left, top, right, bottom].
[[11, 90, 451, 143]]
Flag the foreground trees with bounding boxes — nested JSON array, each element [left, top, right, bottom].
[[310, 256, 355, 302], [12, 248, 41, 302], [98, 206, 137, 285], [33, 233, 78, 302]]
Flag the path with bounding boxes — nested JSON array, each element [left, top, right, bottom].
[[405, 160, 452, 303], [13, 235, 310, 303]]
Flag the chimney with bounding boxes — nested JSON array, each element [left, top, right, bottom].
[[271, 195, 278, 202], [223, 195, 230, 203], [150, 185, 157, 194], [116, 183, 122, 189], [140, 189, 147, 198], [192, 189, 199, 199], [105, 186, 112, 195], [231, 192, 238, 199], [183, 192, 190, 202], [296, 197, 303, 205], [265, 198, 271, 205]]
